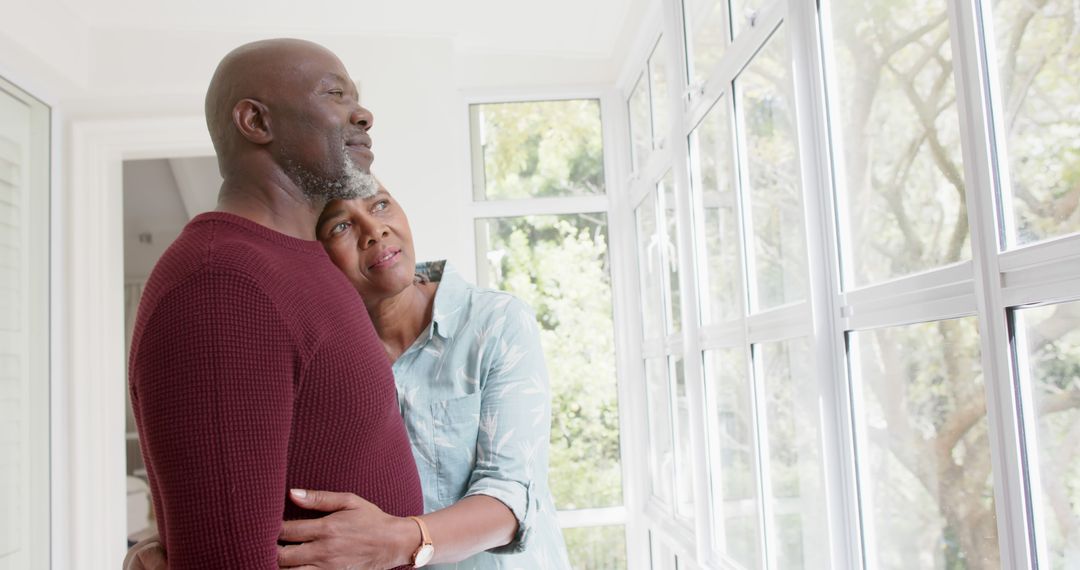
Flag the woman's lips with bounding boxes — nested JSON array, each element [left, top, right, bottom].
[[368, 248, 401, 270]]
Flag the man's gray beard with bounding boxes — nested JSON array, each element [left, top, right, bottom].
[[285, 150, 378, 203]]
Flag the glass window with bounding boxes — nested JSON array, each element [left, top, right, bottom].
[[989, 0, 1080, 246], [561, 525, 627, 568], [650, 36, 672, 151], [682, 0, 730, 87], [629, 73, 653, 172], [704, 348, 762, 568], [738, 27, 807, 310], [636, 189, 665, 339], [825, 0, 969, 286], [1014, 302, 1080, 568], [475, 214, 622, 510], [469, 100, 605, 200], [850, 318, 999, 568], [645, 357, 676, 507], [671, 355, 696, 524], [660, 172, 683, 333], [758, 338, 829, 569], [690, 97, 743, 324]]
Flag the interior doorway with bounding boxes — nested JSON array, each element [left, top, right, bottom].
[[62, 115, 213, 567]]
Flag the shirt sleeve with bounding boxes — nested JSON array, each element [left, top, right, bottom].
[[463, 296, 552, 554], [129, 271, 297, 569]]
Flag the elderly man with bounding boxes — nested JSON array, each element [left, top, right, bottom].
[[127, 38, 423, 569]]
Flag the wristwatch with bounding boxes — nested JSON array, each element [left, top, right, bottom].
[[408, 516, 435, 568]]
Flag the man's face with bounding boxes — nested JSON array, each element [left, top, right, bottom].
[[317, 190, 417, 306], [273, 47, 378, 201]]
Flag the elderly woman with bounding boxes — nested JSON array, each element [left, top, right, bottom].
[[127, 186, 570, 569]]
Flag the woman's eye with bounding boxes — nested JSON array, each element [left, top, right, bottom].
[[329, 90, 344, 97], [331, 221, 350, 235], [373, 200, 389, 212]]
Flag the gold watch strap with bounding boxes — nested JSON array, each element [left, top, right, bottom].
[[408, 516, 433, 564]]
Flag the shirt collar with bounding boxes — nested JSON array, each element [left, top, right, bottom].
[[417, 260, 468, 340]]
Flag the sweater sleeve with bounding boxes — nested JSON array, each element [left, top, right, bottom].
[[130, 270, 298, 569]]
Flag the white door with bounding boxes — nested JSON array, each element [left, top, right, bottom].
[[0, 76, 50, 570]]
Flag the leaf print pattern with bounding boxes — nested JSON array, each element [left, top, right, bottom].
[[388, 261, 571, 568]]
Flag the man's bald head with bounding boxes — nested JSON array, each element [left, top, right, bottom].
[[204, 38, 341, 166], [204, 38, 378, 203]]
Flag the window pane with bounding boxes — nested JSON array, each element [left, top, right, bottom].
[[990, 0, 1080, 246], [636, 190, 665, 339], [476, 214, 622, 509], [650, 36, 671, 151], [851, 318, 999, 569], [738, 27, 807, 310], [682, 0, 729, 87], [1015, 302, 1080, 568], [671, 355, 696, 523], [691, 97, 743, 324], [704, 348, 763, 568], [660, 172, 683, 333], [562, 525, 627, 569], [629, 73, 652, 172], [758, 338, 830, 569], [469, 100, 605, 200], [645, 357, 675, 507], [826, 0, 970, 286]]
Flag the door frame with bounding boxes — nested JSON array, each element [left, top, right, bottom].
[[62, 116, 211, 567]]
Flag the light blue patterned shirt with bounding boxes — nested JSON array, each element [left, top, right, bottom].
[[392, 261, 571, 569]]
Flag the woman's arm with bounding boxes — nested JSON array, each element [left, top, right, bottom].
[[278, 297, 552, 568], [124, 490, 518, 569], [414, 494, 518, 562], [279, 490, 516, 567]]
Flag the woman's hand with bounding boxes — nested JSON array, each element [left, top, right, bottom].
[[278, 489, 419, 570]]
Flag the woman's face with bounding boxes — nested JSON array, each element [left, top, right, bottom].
[[317, 189, 417, 304]]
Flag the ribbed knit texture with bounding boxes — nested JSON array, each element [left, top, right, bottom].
[[129, 212, 423, 569]]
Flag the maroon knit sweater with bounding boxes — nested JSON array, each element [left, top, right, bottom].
[[129, 212, 423, 569]]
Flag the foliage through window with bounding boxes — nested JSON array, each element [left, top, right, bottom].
[[469, 98, 625, 568], [470, 100, 604, 200], [990, 0, 1080, 246], [850, 318, 999, 568]]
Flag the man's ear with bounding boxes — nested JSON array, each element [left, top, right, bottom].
[[232, 98, 273, 145]]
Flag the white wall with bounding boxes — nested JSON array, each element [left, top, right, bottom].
[[122, 160, 189, 281]]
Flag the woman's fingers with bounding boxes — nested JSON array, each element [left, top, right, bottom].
[[288, 488, 365, 512]]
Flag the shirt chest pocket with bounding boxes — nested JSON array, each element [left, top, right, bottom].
[[430, 391, 482, 503]]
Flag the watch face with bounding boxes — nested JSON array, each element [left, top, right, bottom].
[[414, 544, 435, 566]]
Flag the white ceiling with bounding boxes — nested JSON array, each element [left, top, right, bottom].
[[59, 0, 642, 58], [23, 1, 654, 279]]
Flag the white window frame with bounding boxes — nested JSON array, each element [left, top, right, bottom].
[[461, 86, 650, 567], [616, 0, 1079, 568]]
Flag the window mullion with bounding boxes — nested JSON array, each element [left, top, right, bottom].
[[660, 0, 717, 560], [602, 87, 657, 570], [947, 0, 1036, 567], [786, 0, 862, 568]]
